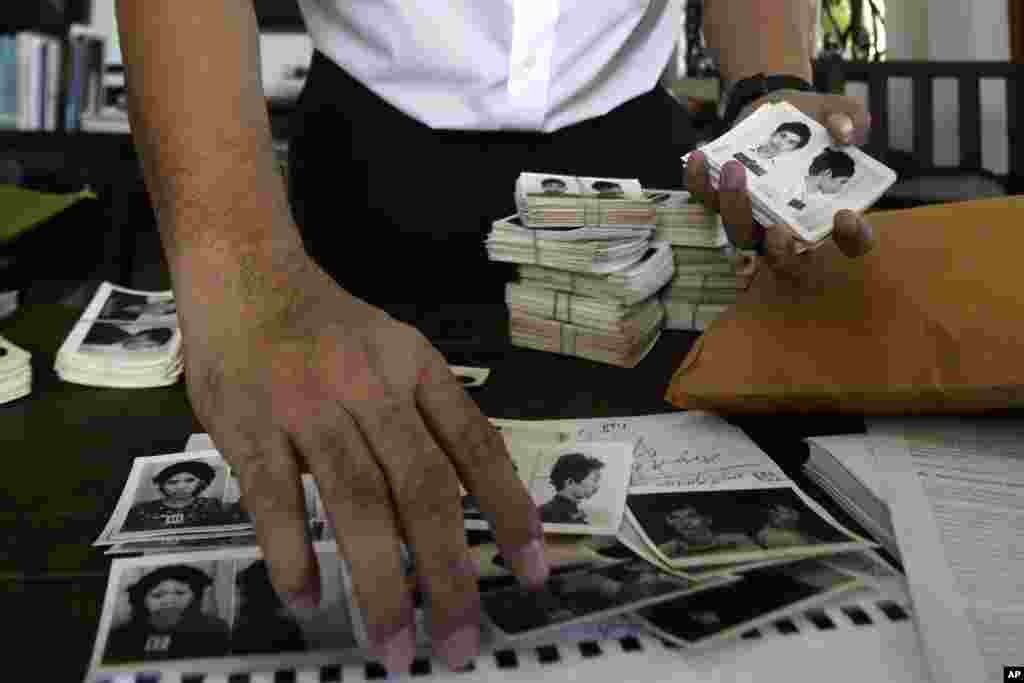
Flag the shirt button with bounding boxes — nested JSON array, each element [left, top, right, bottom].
[[522, 54, 537, 72]]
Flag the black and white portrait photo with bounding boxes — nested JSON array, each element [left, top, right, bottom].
[[120, 458, 246, 534], [627, 487, 866, 566], [541, 176, 569, 195], [482, 559, 710, 639], [92, 549, 362, 676], [591, 180, 625, 198], [103, 561, 232, 664], [79, 321, 175, 355], [538, 451, 605, 525], [524, 441, 634, 535], [731, 121, 812, 177], [787, 147, 856, 211], [635, 560, 862, 648], [97, 289, 177, 323]]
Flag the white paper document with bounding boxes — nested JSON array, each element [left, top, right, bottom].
[[868, 417, 1024, 683]]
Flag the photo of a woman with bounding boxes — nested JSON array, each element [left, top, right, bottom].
[[103, 564, 231, 663], [122, 460, 245, 532]]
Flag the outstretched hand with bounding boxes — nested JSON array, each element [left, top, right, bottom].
[[175, 243, 548, 673]]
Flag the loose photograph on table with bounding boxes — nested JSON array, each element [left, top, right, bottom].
[[96, 451, 252, 543], [482, 558, 734, 641], [100, 559, 233, 664], [634, 559, 864, 649], [627, 486, 874, 568], [523, 441, 635, 535], [89, 547, 364, 679]]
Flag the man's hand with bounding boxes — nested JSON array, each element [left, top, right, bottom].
[[686, 91, 875, 281], [176, 243, 548, 673]]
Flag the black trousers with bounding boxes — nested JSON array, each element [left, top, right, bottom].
[[287, 50, 697, 318]]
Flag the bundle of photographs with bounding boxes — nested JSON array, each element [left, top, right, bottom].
[[55, 282, 183, 388], [86, 412, 905, 681], [692, 101, 898, 249], [0, 333, 31, 404]]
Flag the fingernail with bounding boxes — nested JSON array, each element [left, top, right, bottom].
[[859, 219, 874, 249], [828, 113, 854, 144], [285, 583, 321, 612], [437, 624, 479, 671], [857, 112, 872, 145], [502, 538, 549, 588], [721, 161, 745, 192], [373, 624, 416, 674]]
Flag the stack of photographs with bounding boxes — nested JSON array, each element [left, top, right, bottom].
[[692, 101, 897, 250], [486, 215, 652, 274], [491, 174, 680, 367], [507, 297, 664, 368], [95, 451, 333, 555], [0, 334, 31, 404], [516, 241, 675, 306], [514, 173, 657, 229], [55, 282, 183, 388], [647, 188, 727, 248]]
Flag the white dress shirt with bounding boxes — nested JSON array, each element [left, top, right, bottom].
[[296, 0, 682, 132]]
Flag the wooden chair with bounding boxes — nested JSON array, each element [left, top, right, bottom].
[[816, 58, 1022, 208]]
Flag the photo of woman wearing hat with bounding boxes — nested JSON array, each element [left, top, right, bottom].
[[122, 459, 245, 532], [103, 563, 231, 663]]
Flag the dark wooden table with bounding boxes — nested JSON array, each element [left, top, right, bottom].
[[0, 302, 865, 681]]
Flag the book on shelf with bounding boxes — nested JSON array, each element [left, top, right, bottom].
[[803, 435, 899, 562], [0, 30, 106, 132]]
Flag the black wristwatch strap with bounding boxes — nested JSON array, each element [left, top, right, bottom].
[[719, 73, 814, 132]]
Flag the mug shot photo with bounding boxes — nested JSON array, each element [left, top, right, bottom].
[[541, 177, 569, 195], [121, 459, 244, 533], [656, 505, 761, 558], [787, 147, 856, 211], [731, 121, 812, 177], [627, 486, 867, 567], [102, 563, 232, 664], [98, 291, 177, 323], [754, 503, 827, 548], [231, 559, 307, 655], [482, 559, 713, 639], [591, 180, 625, 198], [537, 452, 605, 525], [79, 322, 175, 354], [635, 560, 862, 648]]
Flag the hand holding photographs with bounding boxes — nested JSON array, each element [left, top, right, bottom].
[[689, 101, 896, 247]]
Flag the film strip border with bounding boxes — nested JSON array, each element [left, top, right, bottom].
[[92, 598, 912, 683]]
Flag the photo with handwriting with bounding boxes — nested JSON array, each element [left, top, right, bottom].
[[122, 459, 245, 533], [482, 559, 701, 637], [636, 559, 860, 647], [628, 487, 857, 561], [103, 561, 232, 663]]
